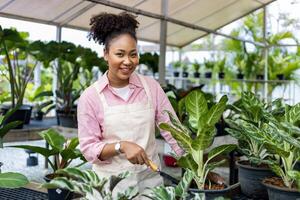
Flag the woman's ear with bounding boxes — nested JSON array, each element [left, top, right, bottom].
[[103, 49, 108, 61]]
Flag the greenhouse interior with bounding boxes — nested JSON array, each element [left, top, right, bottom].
[[1, 0, 300, 199]]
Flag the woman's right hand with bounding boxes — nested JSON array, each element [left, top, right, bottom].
[[120, 141, 150, 166]]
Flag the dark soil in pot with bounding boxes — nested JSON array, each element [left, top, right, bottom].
[[263, 177, 300, 200], [237, 160, 275, 199], [193, 72, 200, 78], [44, 174, 73, 200], [188, 182, 240, 200]]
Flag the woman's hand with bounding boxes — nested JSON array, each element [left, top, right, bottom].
[[121, 141, 150, 166]]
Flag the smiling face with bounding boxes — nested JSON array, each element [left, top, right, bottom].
[[104, 33, 139, 88]]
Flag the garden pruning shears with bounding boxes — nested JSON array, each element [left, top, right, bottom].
[[148, 160, 179, 185]]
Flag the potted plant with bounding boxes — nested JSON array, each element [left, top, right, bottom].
[[234, 54, 246, 80], [192, 61, 201, 78], [216, 58, 226, 79], [139, 52, 159, 76], [256, 102, 300, 199], [203, 59, 215, 79], [11, 128, 87, 200], [225, 92, 276, 199], [181, 62, 189, 78], [34, 41, 106, 128], [42, 167, 138, 200], [0, 107, 28, 188], [172, 61, 182, 77], [159, 90, 237, 199], [0, 26, 44, 128]]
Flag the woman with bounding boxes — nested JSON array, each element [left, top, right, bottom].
[[77, 12, 183, 198]]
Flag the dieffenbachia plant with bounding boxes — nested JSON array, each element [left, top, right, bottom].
[[42, 167, 138, 200], [143, 169, 204, 200], [225, 92, 275, 166], [256, 102, 300, 189], [159, 90, 236, 189]]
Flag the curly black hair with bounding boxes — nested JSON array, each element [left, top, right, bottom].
[[88, 12, 139, 50]]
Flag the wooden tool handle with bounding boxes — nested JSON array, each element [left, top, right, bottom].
[[148, 159, 159, 171]]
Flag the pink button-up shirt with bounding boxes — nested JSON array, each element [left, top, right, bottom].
[[77, 72, 184, 165]]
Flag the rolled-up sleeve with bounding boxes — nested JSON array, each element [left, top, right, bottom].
[[77, 91, 110, 165], [154, 82, 185, 156]]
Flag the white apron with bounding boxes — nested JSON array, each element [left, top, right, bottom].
[[92, 74, 163, 199]]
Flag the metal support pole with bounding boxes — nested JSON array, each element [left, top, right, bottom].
[[158, 0, 167, 86], [263, 6, 268, 101]]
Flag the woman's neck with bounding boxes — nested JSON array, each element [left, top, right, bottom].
[[107, 72, 129, 88]]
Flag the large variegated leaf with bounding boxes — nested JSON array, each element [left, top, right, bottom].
[[56, 168, 88, 182], [269, 164, 285, 179], [0, 172, 28, 188], [285, 102, 300, 124], [185, 90, 208, 130], [206, 159, 226, 171], [287, 170, 300, 191], [39, 128, 66, 151], [143, 186, 176, 200], [164, 110, 192, 136], [109, 171, 131, 192], [176, 154, 197, 172], [159, 123, 192, 152], [192, 126, 215, 150], [205, 95, 228, 127], [175, 169, 194, 198], [42, 177, 75, 191], [207, 144, 236, 162], [116, 186, 138, 199]]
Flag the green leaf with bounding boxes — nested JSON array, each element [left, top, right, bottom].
[[206, 159, 227, 171], [159, 123, 192, 152], [288, 170, 300, 191], [185, 90, 208, 130], [0, 121, 23, 138], [0, 172, 28, 188], [11, 145, 57, 157], [285, 102, 300, 124], [109, 171, 131, 192], [175, 169, 194, 198], [39, 128, 66, 151], [177, 155, 197, 172], [205, 95, 228, 127], [207, 144, 236, 162]]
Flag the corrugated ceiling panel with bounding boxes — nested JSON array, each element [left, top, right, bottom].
[[0, 0, 11, 9], [167, 23, 206, 47], [137, 21, 161, 43], [1, 0, 82, 21], [135, 0, 161, 14], [67, 4, 122, 29], [196, 0, 261, 29]]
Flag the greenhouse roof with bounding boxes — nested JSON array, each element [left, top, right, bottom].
[[0, 0, 275, 47]]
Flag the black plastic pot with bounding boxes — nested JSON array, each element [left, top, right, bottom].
[[236, 73, 244, 80], [237, 160, 274, 199], [218, 72, 225, 79], [182, 72, 189, 78], [173, 71, 180, 77], [193, 72, 200, 78], [0, 104, 31, 129], [23, 104, 33, 124], [276, 74, 285, 80], [188, 183, 240, 200], [205, 72, 212, 78], [263, 181, 300, 200], [34, 111, 44, 121], [44, 174, 73, 200], [256, 74, 264, 80], [56, 109, 77, 128]]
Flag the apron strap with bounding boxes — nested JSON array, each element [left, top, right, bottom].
[[137, 74, 153, 107]]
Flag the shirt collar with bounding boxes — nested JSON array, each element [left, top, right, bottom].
[[96, 71, 143, 93]]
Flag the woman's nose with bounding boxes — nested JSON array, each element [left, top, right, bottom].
[[123, 56, 132, 65]]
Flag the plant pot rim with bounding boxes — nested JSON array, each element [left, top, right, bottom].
[[188, 182, 240, 193], [262, 178, 300, 193], [236, 160, 270, 171]]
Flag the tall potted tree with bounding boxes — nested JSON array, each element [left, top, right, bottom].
[[0, 26, 44, 128]]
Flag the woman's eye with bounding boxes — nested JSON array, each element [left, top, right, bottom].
[[116, 53, 123, 57], [131, 53, 137, 57]]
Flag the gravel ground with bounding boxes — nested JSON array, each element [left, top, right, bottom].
[[0, 140, 92, 183]]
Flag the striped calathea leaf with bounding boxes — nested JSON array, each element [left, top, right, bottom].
[[42, 168, 138, 200], [160, 90, 235, 190], [143, 169, 205, 200]]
